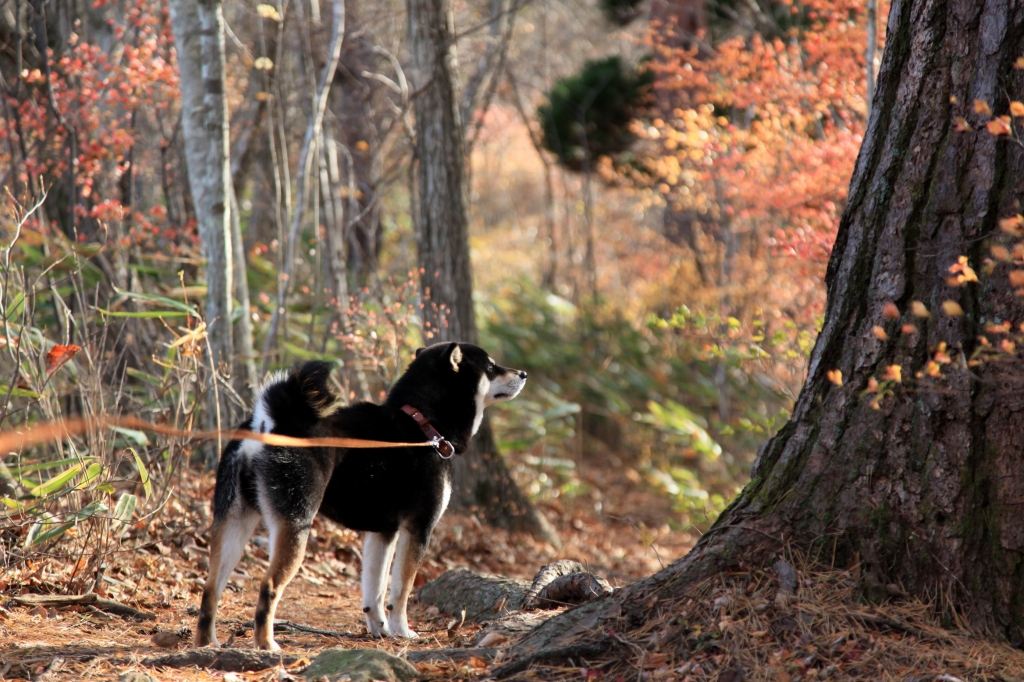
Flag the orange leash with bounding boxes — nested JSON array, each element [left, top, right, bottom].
[[0, 414, 439, 456]]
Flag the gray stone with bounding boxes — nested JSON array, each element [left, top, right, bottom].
[[302, 648, 419, 682]]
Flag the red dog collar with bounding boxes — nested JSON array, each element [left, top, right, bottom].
[[400, 405, 456, 459]]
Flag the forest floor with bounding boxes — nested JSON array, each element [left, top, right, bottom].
[[0, 459, 691, 681], [3, 461, 1024, 681]]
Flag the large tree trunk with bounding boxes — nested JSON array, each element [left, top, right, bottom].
[[510, 0, 1024, 655], [169, 0, 235, 440], [407, 0, 558, 546]]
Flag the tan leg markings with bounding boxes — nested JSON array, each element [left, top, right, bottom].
[[195, 511, 259, 647], [387, 528, 424, 638], [253, 524, 309, 650]]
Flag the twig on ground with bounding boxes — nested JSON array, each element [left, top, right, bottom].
[[11, 593, 156, 620], [849, 612, 949, 641]]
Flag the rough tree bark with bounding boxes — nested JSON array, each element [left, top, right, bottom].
[[407, 0, 558, 545], [509, 0, 1024, 655], [169, 0, 234, 434]]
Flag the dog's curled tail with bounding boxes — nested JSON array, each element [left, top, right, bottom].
[[294, 360, 339, 418]]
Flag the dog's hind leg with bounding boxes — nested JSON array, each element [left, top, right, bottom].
[[195, 508, 260, 647], [253, 515, 310, 650], [386, 526, 426, 638], [361, 531, 397, 638]]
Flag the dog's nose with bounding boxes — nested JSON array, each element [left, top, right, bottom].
[[519, 370, 528, 379]]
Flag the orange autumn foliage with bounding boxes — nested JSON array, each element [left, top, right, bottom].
[[634, 0, 888, 287]]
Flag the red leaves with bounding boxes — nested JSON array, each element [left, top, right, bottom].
[[45, 344, 81, 377]]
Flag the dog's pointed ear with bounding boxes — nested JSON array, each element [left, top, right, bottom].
[[447, 342, 462, 372], [415, 347, 426, 358]]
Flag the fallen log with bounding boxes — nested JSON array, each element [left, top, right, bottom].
[[415, 568, 531, 622], [524, 560, 585, 608], [142, 648, 302, 672], [530, 572, 614, 609]]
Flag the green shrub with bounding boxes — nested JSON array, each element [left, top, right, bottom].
[[538, 56, 652, 171]]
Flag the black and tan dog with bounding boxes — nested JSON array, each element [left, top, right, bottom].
[[194, 342, 527, 649]]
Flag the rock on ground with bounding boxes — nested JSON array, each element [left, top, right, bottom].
[[302, 648, 419, 682]]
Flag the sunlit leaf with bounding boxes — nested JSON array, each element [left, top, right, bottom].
[[108, 425, 149, 446], [45, 344, 81, 377], [29, 463, 84, 497], [256, 3, 281, 20], [130, 447, 152, 499], [941, 300, 963, 316], [986, 116, 1012, 135], [112, 493, 137, 533]]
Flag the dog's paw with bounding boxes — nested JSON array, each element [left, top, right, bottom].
[[393, 626, 419, 639], [366, 616, 392, 639], [387, 614, 419, 639]]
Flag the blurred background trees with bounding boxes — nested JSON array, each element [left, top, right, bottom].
[[0, 0, 884, 551]]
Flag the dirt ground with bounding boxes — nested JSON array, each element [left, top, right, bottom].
[[0, 465, 693, 681], [7, 463, 1023, 682]]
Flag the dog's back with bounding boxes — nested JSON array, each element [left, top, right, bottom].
[[211, 361, 337, 523]]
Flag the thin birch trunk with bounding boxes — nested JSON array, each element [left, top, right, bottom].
[[169, 0, 234, 452], [261, 0, 345, 367]]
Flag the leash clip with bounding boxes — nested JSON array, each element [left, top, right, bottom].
[[431, 437, 455, 459]]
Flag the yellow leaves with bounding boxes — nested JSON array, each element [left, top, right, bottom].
[[974, 99, 992, 115], [1009, 270, 1024, 287], [999, 214, 1024, 235], [1001, 338, 1017, 354], [955, 117, 973, 132], [882, 302, 901, 319], [881, 365, 902, 383], [991, 244, 1011, 261], [987, 116, 1013, 136], [934, 342, 952, 364], [941, 300, 963, 316], [256, 4, 281, 20], [1011, 101, 1024, 117], [355, 140, 370, 152], [827, 369, 843, 386], [254, 57, 274, 71], [901, 323, 918, 335], [872, 325, 889, 341], [910, 301, 931, 318], [947, 255, 977, 285]]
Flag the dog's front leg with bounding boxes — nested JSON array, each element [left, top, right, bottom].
[[386, 526, 426, 638], [362, 531, 397, 637]]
